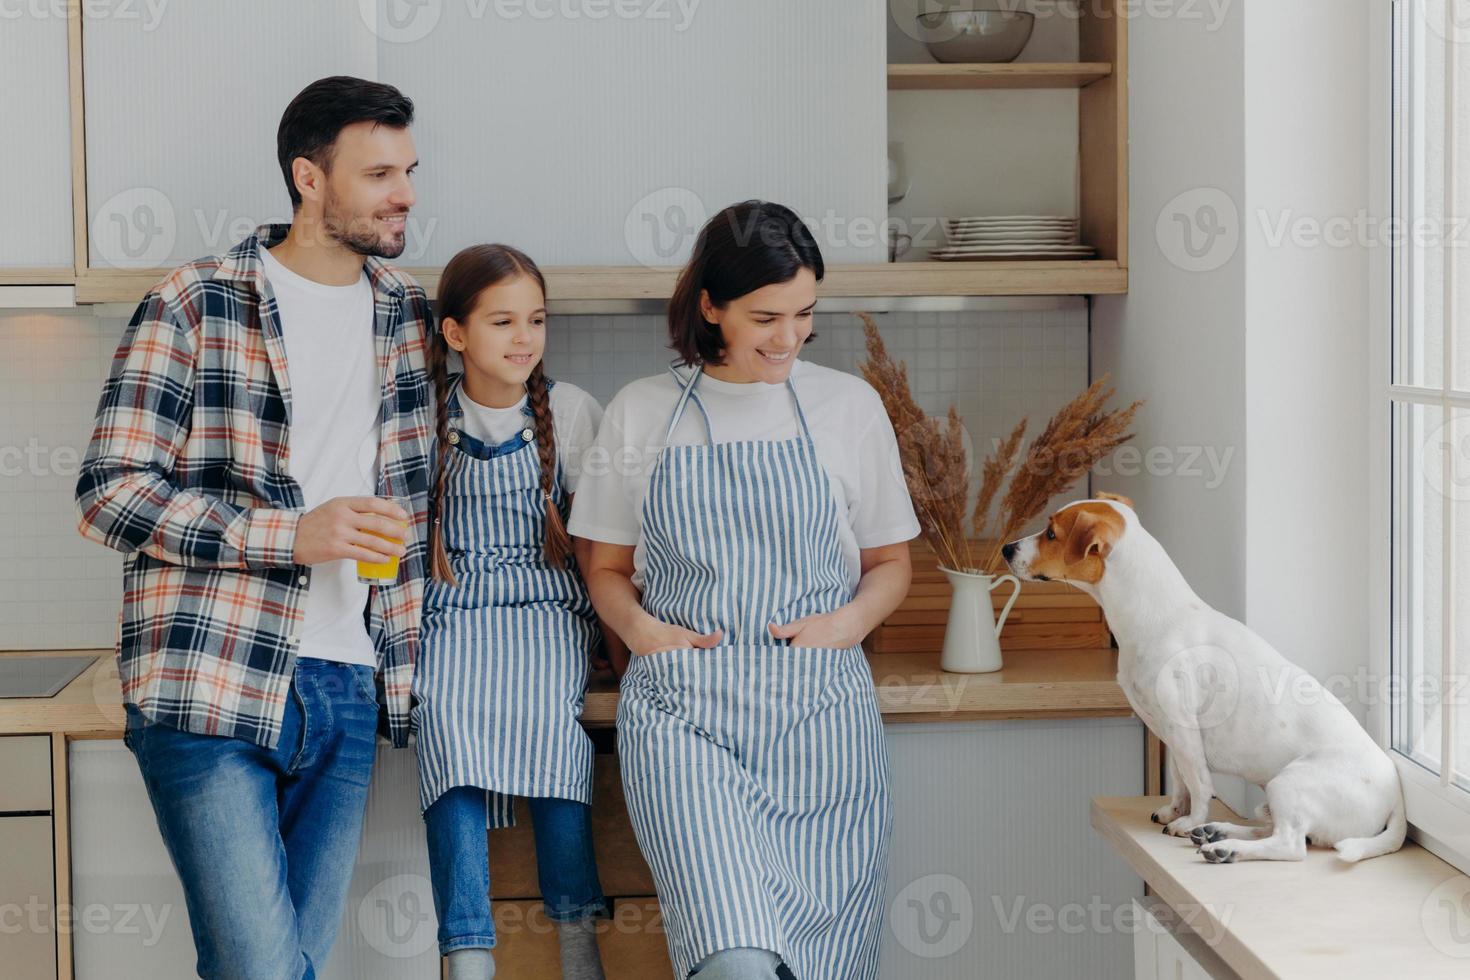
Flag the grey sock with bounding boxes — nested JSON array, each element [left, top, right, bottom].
[[557, 918, 606, 980], [447, 947, 496, 980]]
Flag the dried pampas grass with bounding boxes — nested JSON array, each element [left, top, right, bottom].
[[857, 313, 1142, 575]]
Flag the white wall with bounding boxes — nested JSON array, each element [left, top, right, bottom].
[[1090, 2, 1249, 619], [0, 302, 1087, 650], [1094, 0, 1377, 811], [1241, 0, 1374, 705]]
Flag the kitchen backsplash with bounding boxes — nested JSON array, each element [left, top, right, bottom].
[[0, 302, 1086, 651]]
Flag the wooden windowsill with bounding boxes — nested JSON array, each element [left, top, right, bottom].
[[1093, 795, 1470, 979], [0, 646, 1129, 736]]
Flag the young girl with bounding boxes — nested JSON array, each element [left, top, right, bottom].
[[416, 243, 611, 980]]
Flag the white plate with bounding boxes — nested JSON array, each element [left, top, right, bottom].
[[945, 231, 1078, 243], [946, 218, 1077, 229], [934, 244, 1095, 253], [931, 247, 1096, 261], [947, 214, 1077, 223]]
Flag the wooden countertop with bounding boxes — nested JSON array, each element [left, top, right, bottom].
[[1092, 795, 1470, 979], [0, 646, 1129, 737]]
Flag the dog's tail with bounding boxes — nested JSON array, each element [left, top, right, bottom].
[[1333, 793, 1407, 863]]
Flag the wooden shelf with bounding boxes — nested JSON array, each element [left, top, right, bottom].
[[71, 260, 1125, 305], [1, 646, 1130, 736], [888, 62, 1113, 90]]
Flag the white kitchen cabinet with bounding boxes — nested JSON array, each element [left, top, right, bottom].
[[80, 1, 885, 270], [67, 738, 442, 979], [0, 13, 73, 269], [375, 0, 886, 266], [0, 734, 53, 811], [881, 717, 1145, 979], [0, 815, 58, 980], [80, 1, 377, 269], [1132, 897, 1239, 980], [67, 739, 199, 978], [0, 736, 57, 979]]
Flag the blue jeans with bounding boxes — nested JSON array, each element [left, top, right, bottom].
[[122, 657, 379, 980], [423, 786, 611, 954]]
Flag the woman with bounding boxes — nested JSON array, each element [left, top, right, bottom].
[[568, 200, 919, 980]]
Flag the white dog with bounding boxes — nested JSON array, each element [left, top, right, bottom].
[[1002, 494, 1405, 863]]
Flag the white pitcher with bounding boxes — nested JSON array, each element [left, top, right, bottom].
[[939, 567, 1022, 673]]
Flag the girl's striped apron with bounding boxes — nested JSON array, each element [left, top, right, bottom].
[[414, 377, 599, 827], [617, 365, 892, 980]]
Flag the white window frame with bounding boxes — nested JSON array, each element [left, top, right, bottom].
[[1370, 0, 1470, 875]]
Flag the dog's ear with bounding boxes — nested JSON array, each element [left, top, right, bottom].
[[1064, 507, 1122, 565], [1097, 491, 1135, 512]]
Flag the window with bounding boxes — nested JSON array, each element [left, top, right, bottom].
[[1385, 0, 1470, 869]]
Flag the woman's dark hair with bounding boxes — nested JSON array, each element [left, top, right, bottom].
[[667, 200, 824, 366], [426, 244, 572, 584], [277, 76, 415, 211]]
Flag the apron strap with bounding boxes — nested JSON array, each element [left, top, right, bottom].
[[786, 374, 816, 445], [663, 362, 816, 446], [664, 362, 713, 444]]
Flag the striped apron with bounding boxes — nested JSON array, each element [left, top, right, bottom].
[[617, 365, 892, 980], [413, 378, 598, 827]]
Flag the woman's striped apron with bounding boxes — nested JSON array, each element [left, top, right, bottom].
[[617, 365, 892, 980], [414, 376, 599, 827]]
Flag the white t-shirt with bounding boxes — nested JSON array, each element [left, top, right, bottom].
[[260, 245, 380, 668], [566, 359, 920, 590], [454, 380, 603, 494]]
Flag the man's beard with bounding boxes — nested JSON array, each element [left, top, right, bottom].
[[322, 191, 408, 259]]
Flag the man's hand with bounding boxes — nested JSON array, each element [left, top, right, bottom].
[[292, 496, 409, 567]]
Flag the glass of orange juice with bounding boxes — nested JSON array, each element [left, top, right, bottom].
[[356, 495, 411, 585]]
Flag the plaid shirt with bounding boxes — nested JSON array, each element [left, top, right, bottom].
[[76, 224, 434, 750]]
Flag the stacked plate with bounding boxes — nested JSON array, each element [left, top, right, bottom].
[[933, 216, 1095, 261]]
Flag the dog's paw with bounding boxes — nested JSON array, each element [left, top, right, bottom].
[[1163, 816, 1204, 838], [1199, 842, 1238, 864], [1151, 803, 1182, 825], [1189, 824, 1228, 846]]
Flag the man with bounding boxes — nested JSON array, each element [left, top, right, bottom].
[[75, 76, 433, 979]]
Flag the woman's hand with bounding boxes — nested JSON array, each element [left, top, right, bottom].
[[767, 606, 864, 649], [768, 542, 913, 650], [628, 619, 724, 658]]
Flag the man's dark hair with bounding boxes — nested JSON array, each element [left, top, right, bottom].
[[277, 76, 415, 210]]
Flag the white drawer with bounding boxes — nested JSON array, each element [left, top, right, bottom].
[[0, 735, 52, 812]]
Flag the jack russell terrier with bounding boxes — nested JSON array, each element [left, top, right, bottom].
[[1001, 494, 1405, 864]]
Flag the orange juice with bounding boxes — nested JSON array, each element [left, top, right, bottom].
[[356, 497, 410, 584]]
